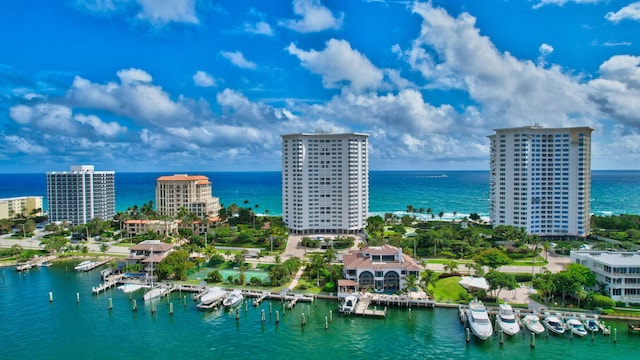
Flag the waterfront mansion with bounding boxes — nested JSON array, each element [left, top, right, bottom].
[[342, 245, 421, 294]]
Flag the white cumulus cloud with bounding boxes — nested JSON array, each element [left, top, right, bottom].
[[220, 51, 258, 70], [74, 114, 127, 137], [287, 39, 384, 92], [279, 0, 343, 33], [244, 21, 274, 36], [606, 2, 640, 23], [74, 0, 199, 26], [193, 71, 217, 87]]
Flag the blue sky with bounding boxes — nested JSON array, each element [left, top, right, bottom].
[[1, 0, 639, 173]]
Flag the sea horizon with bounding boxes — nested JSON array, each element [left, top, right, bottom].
[[2, 170, 640, 218]]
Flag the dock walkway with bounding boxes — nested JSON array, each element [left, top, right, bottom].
[[92, 274, 125, 294]]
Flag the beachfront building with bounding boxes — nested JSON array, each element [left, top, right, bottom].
[[571, 250, 640, 304], [281, 131, 368, 234], [155, 174, 221, 218], [0, 196, 43, 219], [342, 245, 421, 294], [46, 165, 115, 225], [123, 219, 179, 238], [125, 240, 175, 273], [488, 126, 593, 237]]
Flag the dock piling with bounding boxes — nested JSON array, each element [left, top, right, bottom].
[[169, 303, 174, 316], [499, 329, 504, 345], [409, 308, 412, 321], [530, 332, 535, 348], [276, 310, 280, 325], [245, 300, 248, 312], [329, 310, 333, 323], [235, 308, 239, 321], [108, 298, 113, 310], [183, 295, 187, 307], [613, 328, 617, 343], [465, 327, 470, 342], [76, 292, 80, 304], [325, 316, 328, 330], [269, 302, 272, 315], [301, 313, 305, 327], [132, 299, 137, 312], [261, 309, 266, 323], [151, 303, 156, 315], [49, 292, 53, 303]]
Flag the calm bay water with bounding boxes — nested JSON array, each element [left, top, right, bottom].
[[1, 170, 640, 218], [0, 264, 636, 359]]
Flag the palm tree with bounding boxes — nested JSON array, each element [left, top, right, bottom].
[[443, 260, 458, 274], [438, 211, 444, 220], [426, 208, 432, 220], [404, 274, 418, 296], [420, 269, 436, 297]]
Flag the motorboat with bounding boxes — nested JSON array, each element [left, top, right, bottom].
[[199, 287, 228, 306], [74, 260, 95, 271], [522, 315, 545, 335], [566, 318, 588, 337], [339, 295, 358, 314], [37, 261, 52, 267], [143, 285, 169, 302], [582, 317, 600, 333], [467, 299, 493, 340], [222, 290, 243, 308], [543, 315, 565, 335], [16, 263, 33, 271], [496, 304, 520, 336]]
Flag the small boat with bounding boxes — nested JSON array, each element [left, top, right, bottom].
[[543, 315, 565, 335], [467, 299, 493, 340], [496, 304, 520, 336], [118, 284, 146, 293], [565, 318, 588, 337], [37, 261, 52, 267], [582, 317, 600, 333], [74, 260, 95, 271], [199, 287, 227, 306], [522, 315, 545, 335], [339, 295, 358, 314], [222, 290, 243, 308], [143, 285, 169, 302], [16, 263, 32, 271]]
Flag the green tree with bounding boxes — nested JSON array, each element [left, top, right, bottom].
[[404, 274, 418, 295], [206, 270, 222, 283], [533, 271, 556, 305], [419, 269, 436, 297], [474, 248, 512, 270], [156, 249, 193, 281], [443, 260, 459, 274], [99, 243, 109, 254], [41, 236, 69, 255], [485, 270, 517, 300]]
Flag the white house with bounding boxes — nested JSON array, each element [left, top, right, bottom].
[[342, 245, 421, 295], [571, 250, 640, 304], [125, 240, 175, 273]]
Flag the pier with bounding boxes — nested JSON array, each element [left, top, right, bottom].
[[92, 274, 126, 294], [79, 257, 114, 272], [354, 296, 387, 318], [366, 293, 436, 309], [15, 255, 58, 271]]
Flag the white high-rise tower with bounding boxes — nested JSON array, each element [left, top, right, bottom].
[[489, 126, 593, 237], [282, 131, 369, 234], [46, 165, 115, 225]]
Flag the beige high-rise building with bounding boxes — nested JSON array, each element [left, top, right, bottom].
[[0, 196, 43, 220], [489, 126, 593, 237], [155, 174, 221, 218]]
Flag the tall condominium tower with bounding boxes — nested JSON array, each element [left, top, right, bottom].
[[282, 131, 369, 234], [155, 174, 221, 218], [46, 165, 115, 225], [489, 126, 593, 237]]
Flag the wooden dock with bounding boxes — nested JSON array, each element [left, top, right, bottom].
[[368, 293, 436, 308], [354, 297, 387, 318], [92, 274, 125, 294], [80, 257, 114, 272], [16, 255, 58, 271]]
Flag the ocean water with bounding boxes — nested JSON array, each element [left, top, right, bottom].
[[0, 264, 636, 359], [1, 171, 639, 217]]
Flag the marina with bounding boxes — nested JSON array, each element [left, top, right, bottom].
[[1, 263, 639, 359]]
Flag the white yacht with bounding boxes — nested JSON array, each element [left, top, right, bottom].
[[543, 315, 565, 335], [522, 315, 545, 335], [74, 261, 95, 271], [467, 299, 493, 340], [565, 318, 588, 337], [496, 304, 520, 336], [222, 290, 243, 308], [143, 285, 169, 302], [339, 295, 358, 314], [582, 317, 600, 333], [199, 287, 227, 306]]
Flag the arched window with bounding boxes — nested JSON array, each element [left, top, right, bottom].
[[359, 271, 374, 289], [383, 271, 400, 292]]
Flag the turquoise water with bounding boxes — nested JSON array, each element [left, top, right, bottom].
[[1, 264, 637, 359], [2, 171, 640, 217]]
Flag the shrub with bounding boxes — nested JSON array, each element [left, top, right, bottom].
[[208, 254, 225, 267], [514, 273, 533, 282], [249, 276, 262, 286], [323, 281, 336, 292], [206, 270, 222, 283], [592, 294, 615, 309]]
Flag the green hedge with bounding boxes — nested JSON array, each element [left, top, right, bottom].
[[592, 294, 616, 309], [514, 273, 533, 282]]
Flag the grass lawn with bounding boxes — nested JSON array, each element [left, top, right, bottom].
[[431, 276, 468, 303], [112, 242, 135, 247]]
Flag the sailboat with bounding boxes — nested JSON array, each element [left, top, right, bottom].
[[143, 247, 168, 301]]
